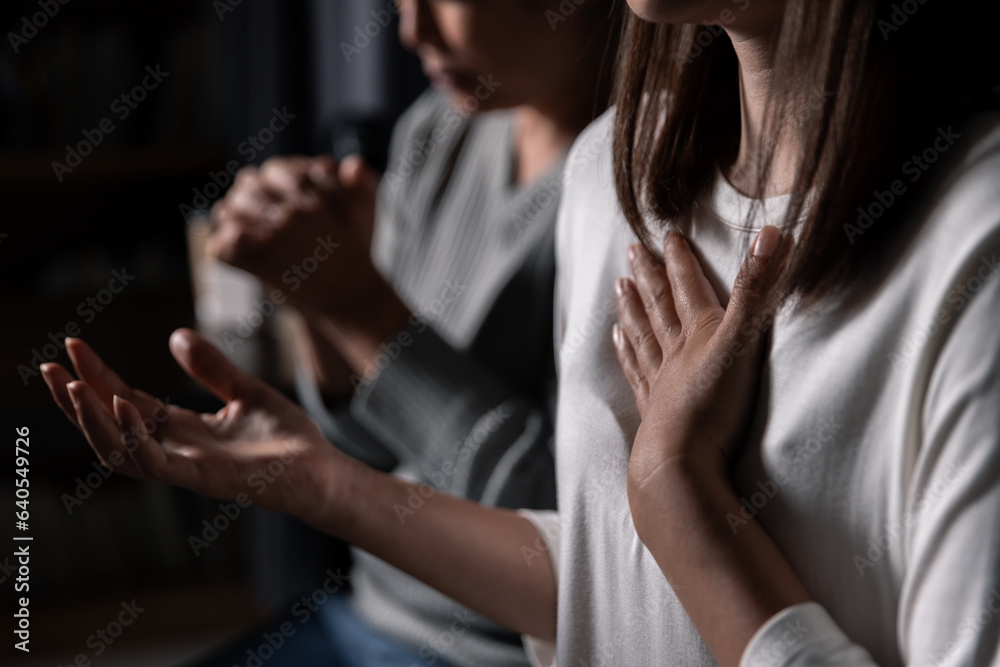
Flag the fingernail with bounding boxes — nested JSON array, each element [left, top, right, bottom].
[[627, 245, 639, 262], [612, 323, 622, 346], [67, 383, 81, 408], [615, 278, 630, 297], [169, 329, 191, 353], [752, 226, 780, 258], [309, 163, 337, 189]]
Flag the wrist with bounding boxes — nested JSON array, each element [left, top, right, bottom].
[[627, 453, 731, 544], [300, 443, 367, 536], [316, 286, 412, 378]]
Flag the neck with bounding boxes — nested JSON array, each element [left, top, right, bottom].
[[512, 43, 613, 185], [725, 21, 799, 197], [511, 104, 587, 185]]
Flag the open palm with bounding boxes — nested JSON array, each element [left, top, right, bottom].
[[41, 329, 342, 518]]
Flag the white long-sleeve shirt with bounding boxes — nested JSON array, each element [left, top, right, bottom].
[[521, 108, 1000, 666]]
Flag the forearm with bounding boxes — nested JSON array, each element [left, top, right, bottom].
[[631, 462, 812, 667], [307, 454, 558, 640], [288, 312, 356, 402], [304, 278, 412, 378]]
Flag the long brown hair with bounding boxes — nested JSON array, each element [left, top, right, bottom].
[[613, 0, 999, 306]]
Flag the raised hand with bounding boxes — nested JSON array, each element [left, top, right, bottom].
[[40, 330, 348, 520], [612, 227, 785, 495]]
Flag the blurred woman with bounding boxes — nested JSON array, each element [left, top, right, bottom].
[[46, 1, 617, 665]]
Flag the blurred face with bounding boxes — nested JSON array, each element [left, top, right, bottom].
[[625, 0, 784, 35], [397, 0, 592, 112]]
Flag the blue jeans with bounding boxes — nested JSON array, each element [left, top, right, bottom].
[[192, 592, 437, 667]]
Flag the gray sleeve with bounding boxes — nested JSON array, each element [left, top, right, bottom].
[[294, 363, 398, 472], [293, 91, 450, 474], [349, 322, 556, 510]]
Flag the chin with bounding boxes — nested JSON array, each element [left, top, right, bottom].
[[625, 0, 715, 24]]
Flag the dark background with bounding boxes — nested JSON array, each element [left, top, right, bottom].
[[0, 1, 426, 663]]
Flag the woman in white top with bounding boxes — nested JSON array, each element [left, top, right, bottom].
[[41, 0, 1000, 665], [546, 0, 999, 665]]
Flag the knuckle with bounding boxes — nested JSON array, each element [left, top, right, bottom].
[[688, 309, 724, 338], [633, 326, 656, 350], [733, 270, 765, 303], [234, 166, 258, 187], [630, 370, 646, 391], [644, 284, 670, 311]]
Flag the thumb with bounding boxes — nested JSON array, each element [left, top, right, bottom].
[[307, 156, 340, 196], [721, 225, 785, 341], [338, 154, 379, 195], [169, 328, 266, 403]]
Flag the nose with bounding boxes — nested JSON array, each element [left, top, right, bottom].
[[398, 0, 443, 52]]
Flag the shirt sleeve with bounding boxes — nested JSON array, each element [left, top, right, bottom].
[[294, 360, 398, 471], [743, 236, 1000, 666], [517, 509, 561, 667], [349, 323, 557, 509], [740, 603, 878, 666], [895, 245, 1000, 667]]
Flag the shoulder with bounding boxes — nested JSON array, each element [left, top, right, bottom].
[[907, 113, 1000, 290], [564, 106, 616, 193], [381, 89, 514, 197], [557, 107, 630, 261], [926, 114, 1000, 239], [390, 88, 456, 147]]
